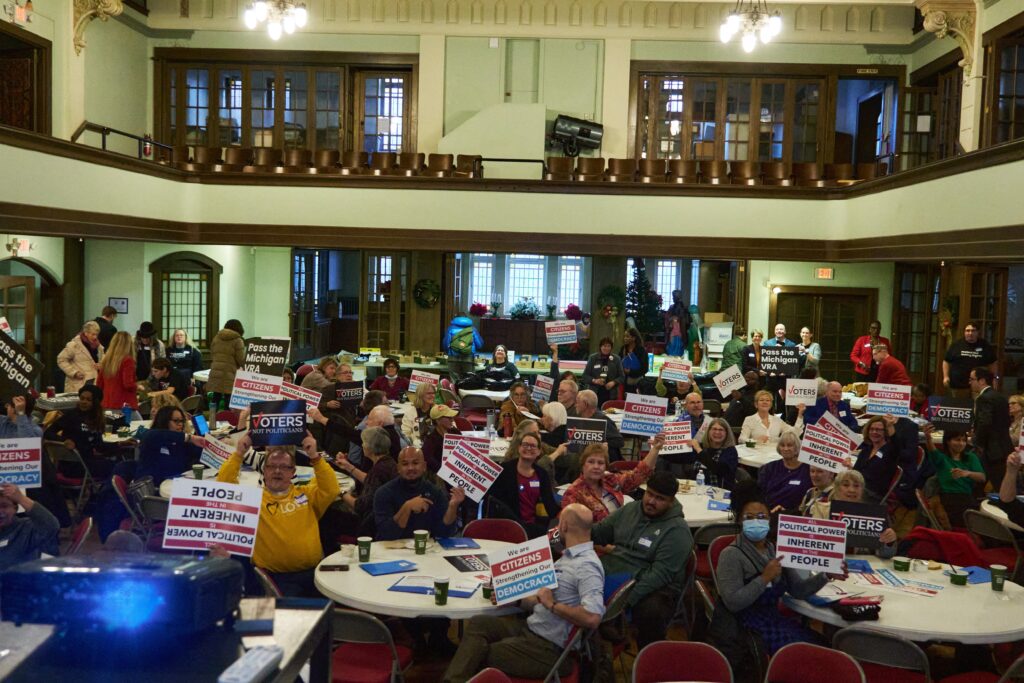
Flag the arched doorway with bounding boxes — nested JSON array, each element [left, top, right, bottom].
[[0, 256, 62, 387]]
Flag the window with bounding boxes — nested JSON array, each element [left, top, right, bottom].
[[990, 32, 1024, 144], [558, 257, 583, 311], [149, 252, 223, 348], [358, 72, 409, 155], [219, 70, 242, 146], [654, 260, 679, 306], [625, 258, 701, 310], [469, 253, 495, 306], [690, 260, 701, 306], [184, 68, 209, 146], [460, 254, 591, 317], [507, 253, 546, 304]]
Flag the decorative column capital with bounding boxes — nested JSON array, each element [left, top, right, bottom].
[[915, 0, 976, 78], [73, 0, 124, 55]]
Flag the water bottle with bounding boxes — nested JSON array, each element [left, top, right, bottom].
[[121, 402, 133, 428], [486, 409, 496, 437], [695, 467, 706, 495]]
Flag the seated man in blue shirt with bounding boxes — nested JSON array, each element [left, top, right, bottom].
[[443, 504, 605, 683], [803, 381, 861, 434], [373, 447, 464, 540]]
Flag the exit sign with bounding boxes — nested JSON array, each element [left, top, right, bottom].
[[815, 267, 835, 280]]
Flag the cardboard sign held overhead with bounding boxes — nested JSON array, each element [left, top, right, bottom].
[[785, 379, 818, 406], [866, 383, 912, 417], [249, 399, 307, 447], [438, 439, 502, 503], [620, 393, 668, 437], [281, 381, 323, 407], [930, 398, 973, 433], [242, 337, 291, 377], [566, 417, 607, 449], [164, 478, 262, 557], [660, 359, 692, 384], [0, 437, 42, 488], [760, 347, 800, 377], [661, 420, 692, 455], [713, 364, 746, 396], [408, 370, 440, 393], [0, 328, 42, 401], [531, 374, 554, 404], [335, 381, 365, 410], [544, 321, 577, 346], [229, 370, 283, 410], [200, 435, 235, 470], [798, 424, 852, 474]]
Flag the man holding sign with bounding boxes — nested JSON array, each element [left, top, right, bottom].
[[443, 505, 605, 683]]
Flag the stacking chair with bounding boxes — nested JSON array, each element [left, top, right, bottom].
[[425, 153, 455, 177], [454, 154, 483, 178], [964, 509, 1023, 579], [245, 146, 283, 172], [606, 158, 637, 182], [667, 159, 698, 184], [575, 156, 606, 181], [761, 161, 792, 186], [253, 566, 283, 598], [728, 160, 760, 185], [180, 394, 203, 414], [833, 627, 927, 682], [792, 162, 826, 187], [369, 152, 397, 175], [192, 146, 222, 171], [112, 474, 146, 534], [65, 516, 93, 555], [638, 158, 668, 183], [702, 398, 723, 417], [340, 150, 369, 175], [331, 608, 414, 683], [545, 156, 575, 181], [283, 147, 314, 174], [464, 518, 528, 544], [632, 641, 733, 683], [698, 160, 728, 184], [46, 440, 97, 519], [768, 641, 866, 683], [693, 523, 739, 582], [396, 152, 426, 176]]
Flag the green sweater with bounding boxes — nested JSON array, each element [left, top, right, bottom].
[[927, 447, 984, 495], [591, 499, 693, 606], [721, 337, 746, 372]]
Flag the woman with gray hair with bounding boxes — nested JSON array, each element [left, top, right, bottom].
[[340, 426, 399, 537], [540, 400, 568, 447], [757, 432, 812, 513], [57, 320, 105, 393], [811, 469, 897, 557]]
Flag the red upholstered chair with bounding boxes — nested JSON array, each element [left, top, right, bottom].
[[833, 627, 925, 683], [65, 516, 93, 554], [694, 523, 739, 583], [708, 533, 737, 592], [602, 400, 626, 412], [609, 461, 638, 473], [766, 642, 865, 683], [296, 364, 315, 380], [464, 518, 528, 544], [454, 416, 475, 432], [216, 410, 239, 427], [331, 608, 414, 683], [938, 650, 1024, 683], [633, 641, 733, 683], [470, 670, 512, 683]]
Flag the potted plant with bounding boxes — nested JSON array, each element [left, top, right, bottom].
[[509, 297, 542, 320], [469, 302, 488, 321]]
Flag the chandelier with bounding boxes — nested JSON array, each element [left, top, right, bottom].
[[719, 0, 782, 53], [243, 1, 308, 40]]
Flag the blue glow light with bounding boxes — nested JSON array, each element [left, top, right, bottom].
[[92, 579, 167, 630]]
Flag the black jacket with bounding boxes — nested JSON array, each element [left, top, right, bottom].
[[974, 388, 1014, 463], [486, 460, 558, 538], [166, 344, 204, 382], [94, 317, 117, 349]]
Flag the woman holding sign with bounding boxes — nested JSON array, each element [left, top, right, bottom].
[[561, 437, 663, 522], [817, 470, 898, 557], [853, 415, 902, 504], [739, 391, 804, 445], [486, 431, 558, 538], [690, 418, 739, 491]]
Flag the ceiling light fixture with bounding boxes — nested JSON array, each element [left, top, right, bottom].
[[720, 0, 781, 53], [243, 1, 307, 41]]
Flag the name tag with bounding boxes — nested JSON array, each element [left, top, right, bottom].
[[160, 447, 170, 456], [864, 343, 872, 348], [529, 480, 540, 488], [638, 537, 653, 548], [295, 494, 308, 505], [789, 480, 803, 486]]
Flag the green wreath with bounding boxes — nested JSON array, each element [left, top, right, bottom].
[[413, 278, 441, 308]]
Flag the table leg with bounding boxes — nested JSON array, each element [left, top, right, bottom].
[[308, 612, 332, 683]]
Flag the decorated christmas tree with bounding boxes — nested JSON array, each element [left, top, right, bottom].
[[625, 258, 664, 336]]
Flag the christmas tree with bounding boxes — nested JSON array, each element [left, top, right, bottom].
[[626, 258, 664, 336]]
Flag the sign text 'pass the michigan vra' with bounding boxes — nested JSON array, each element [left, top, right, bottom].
[[163, 478, 262, 557], [620, 394, 668, 437], [438, 437, 502, 503], [866, 383, 912, 417], [489, 535, 559, 606], [776, 514, 847, 573], [0, 437, 42, 488]]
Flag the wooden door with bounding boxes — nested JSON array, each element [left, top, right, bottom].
[[0, 276, 36, 352], [892, 264, 942, 386], [855, 91, 883, 168], [355, 71, 411, 158], [770, 286, 877, 382], [360, 252, 409, 351], [0, 50, 33, 131], [290, 249, 317, 361]]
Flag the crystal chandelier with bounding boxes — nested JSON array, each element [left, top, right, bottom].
[[243, 1, 308, 40], [719, 0, 782, 53]]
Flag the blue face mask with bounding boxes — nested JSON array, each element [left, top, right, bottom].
[[742, 518, 771, 542]]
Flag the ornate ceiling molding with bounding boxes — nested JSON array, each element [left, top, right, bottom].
[[73, 0, 125, 55], [915, 0, 975, 78]]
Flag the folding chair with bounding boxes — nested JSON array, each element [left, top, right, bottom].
[[767, 641, 865, 683], [693, 523, 740, 582], [633, 641, 733, 683], [64, 516, 93, 554], [331, 608, 414, 683], [45, 440, 97, 519], [464, 518, 528, 544], [964, 509, 1023, 580], [833, 626, 928, 683], [253, 566, 283, 598], [111, 474, 146, 534], [181, 394, 203, 414], [882, 465, 904, 504], [914, 489, 942, 529]]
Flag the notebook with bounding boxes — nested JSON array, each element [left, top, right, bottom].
[[437, 537, 482, 550], [359, 560, 418, 576]]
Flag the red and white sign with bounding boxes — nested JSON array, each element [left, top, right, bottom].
[[798, 424, 852, 474], [489, 535, 559, 606], [817, 410, 860, 451], [531, 374, 555, 404], [281, 381, 323, 407], [0, 437, 42, 488], [713, 364, 746, 396], [0, 317, 11, 335], [200, 436, 236, 471], [439, 439, 503, 503], [785, 379, 818, 406], [443, 434, 491, 462], [661, 420, 692, 455], [229, 370, 283, 410], [1018, 432, 1024, 459], [559, 360, 587, 372], [163, 479, 262, 557], [409, 370, 440, 393], [776, 514, 847, 573], [544, 320, 577, 346], [620, 393, 668, 437], [660, 359, 693, 384], [866, 383, 912, 417]]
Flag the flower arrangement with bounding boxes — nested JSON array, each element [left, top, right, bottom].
[[564, 303, 583, 321], [508, 297, 542, 320], [469, 302, 488, 317]]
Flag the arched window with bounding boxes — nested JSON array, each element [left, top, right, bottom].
[[149, 252, 222, 348]]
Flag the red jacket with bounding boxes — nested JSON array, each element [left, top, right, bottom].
[[876, 355, 911, 386], [369, 374, 410, 402], [850, 335, 891, 377], [97, 358, 139, 409]]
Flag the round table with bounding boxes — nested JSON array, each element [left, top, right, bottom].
[[783, 555, 1024, 644], [315, 539, 519, 618], [554, 479, 730, 528], [458, 388, 510, 402], [736, 443, 782, 469], [980, 499, 1024, 533], [159, 466, 354, 498]]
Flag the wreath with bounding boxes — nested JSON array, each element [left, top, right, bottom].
[[413, 278, 441, 309]]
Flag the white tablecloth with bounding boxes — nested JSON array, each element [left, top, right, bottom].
[[458, 388, 510, 402], [159, 465, 354, 498], [736, 443, 782, 469]]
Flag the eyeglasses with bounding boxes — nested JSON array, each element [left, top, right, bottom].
[[519, 444, 539, 451], [170, 418, 185, 424], [741, 513, 769, 521]]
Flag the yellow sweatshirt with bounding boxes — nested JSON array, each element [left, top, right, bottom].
[[217, 452, 340, 573]]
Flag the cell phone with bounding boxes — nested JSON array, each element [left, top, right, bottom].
[[320, 564, 349, 572], [192, 414, 210, 436]]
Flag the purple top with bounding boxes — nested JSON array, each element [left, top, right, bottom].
[[757, 459, 813, 511]]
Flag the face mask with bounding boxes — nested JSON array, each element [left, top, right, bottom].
[[742, 518, 770, 542]]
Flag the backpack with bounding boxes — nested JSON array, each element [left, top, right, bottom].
[[450, 326, 475, 354]]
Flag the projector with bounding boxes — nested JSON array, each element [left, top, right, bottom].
[[1, 553, 243, 636]]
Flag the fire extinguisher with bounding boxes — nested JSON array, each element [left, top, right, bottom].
[[143, 134, 153, 157]]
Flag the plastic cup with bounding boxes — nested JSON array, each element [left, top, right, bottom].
[[357, 536, 372, 563], [949, 570, 968, 586], [745, 440, 756, 448], [991, 564, 1007, 592], [892, 557, 911, 571], [414, 529, 428, 555], [434, 577, 450, 606], [192, 465, 204, 480], [481, 582, 493, 600]]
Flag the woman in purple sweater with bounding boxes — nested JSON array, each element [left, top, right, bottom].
[[758, 432, 812, 513]]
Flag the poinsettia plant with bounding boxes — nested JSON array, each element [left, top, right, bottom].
[[469, 302, 488, 317], [564, 303, 583, 321]]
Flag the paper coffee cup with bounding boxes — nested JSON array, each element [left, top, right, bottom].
[[414, 529, 428, 555], [949, 570, 968, 586], [892, 556, 911, 571], [991, 564, 1007, 592], [192, 465, 204, 480], [357, 536, 372, 563], [434, 577, 450, 606]]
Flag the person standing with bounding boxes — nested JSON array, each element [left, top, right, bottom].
[[93, 305, 118, 349], [133, 322, 166, 382], [207, 319, 246, 408], [872, 345, 911, 386], [96, 331, 138, 412], [721, 326, 748, 373], [762, 324, 796, 411], [57, 321, 105, 393], [165, 328, 203, 383], [582, 337, 624, 405], [797, 327, 821, 371], [943, 321, 999, 399], [970, 367, 1014, 488], [741, 329, 764, 377], [849, 320, 889, 383], [619, 327, 649, 393]]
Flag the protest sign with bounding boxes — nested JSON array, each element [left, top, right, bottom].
[[660, 359, 692, 384], [531, 374, 554, 404], [490, 535, 558, 606], [163, 478, 262, 556], [489, 439, 511, 460], [335, 380, 365, 409], [1018, 432, 1024, 458], [0, 317, 11, 334], [0, 328, 42, 401], [816, 410, 860, 448], [798, 424, 852, 473], [566, 417, 607, 449], [785, 379, 818, 407], [249, 399, 307, 447], [661, 421, 692, 455], [0, 437, 42, 488], [620, 393, 668, 437], [760, 347, 800, 376], [200, 435, 236, 470], [408, 370, 440, 393], [829, 500, 887, 551], [443, 434, 491, 461], [242, 337, 291, 377], [439, 439, 503, 502], [776, 514, 847, 573], [713, 364, 746, 396], [229, 370, 283, 410], [544, 321, 577, 346], [866, 383, 912, 416], [931, 398, 973, 433], [559, 360, 587, 372], [281, 381, 323, 407]]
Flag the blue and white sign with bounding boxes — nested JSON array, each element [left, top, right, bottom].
[[620, 393, 668, 437], [490, 535, 558, 606], [0, 437, 41, 488]]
